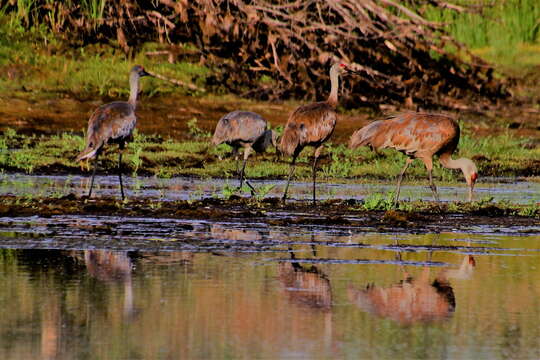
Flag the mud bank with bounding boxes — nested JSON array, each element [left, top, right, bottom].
[[1, 195, 537, 234]]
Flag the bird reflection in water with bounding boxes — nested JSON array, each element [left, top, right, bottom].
[[278, 245, 334, 349], [83, 250, 136, 319], [210, 224, 264, 242], [348, 255, 475, 325], [278, 246, 332, 311], [27, 249, 194, 360]]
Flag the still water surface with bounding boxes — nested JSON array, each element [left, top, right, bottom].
[[0, 212, 539, 359], [2, 174, 539, 204]]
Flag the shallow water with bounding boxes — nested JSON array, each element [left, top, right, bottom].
[[0, 209, 539, 359], [1, 174, 539, 204]]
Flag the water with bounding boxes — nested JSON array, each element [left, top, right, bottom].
[[0, 175, 539, 359], [0, 212, 539, 359], [2, 174, 539, 204]]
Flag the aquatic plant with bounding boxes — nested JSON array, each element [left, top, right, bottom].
[[518, 202, 540, 217], [187, 118, 211, 139], [220, 182, 237, 200], [362, 192, 395, 211], [253, 184, 275, 202]]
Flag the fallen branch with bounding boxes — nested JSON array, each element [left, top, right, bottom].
[[146, 70, 206, 92]]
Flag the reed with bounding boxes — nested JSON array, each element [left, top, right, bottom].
[[80, 0, 106, 21], [425, 0, 540, 65]]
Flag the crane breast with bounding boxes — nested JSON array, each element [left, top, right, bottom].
[[88, 102, 136, 145]]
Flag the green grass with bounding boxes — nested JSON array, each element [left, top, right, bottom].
[[0, 14, 209, 100], [0, 128, 537, 182], [424, 0, 540, 67], [1, 0, 539, 104]]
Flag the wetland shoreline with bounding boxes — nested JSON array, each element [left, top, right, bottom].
[[1, 195, 537, 235]]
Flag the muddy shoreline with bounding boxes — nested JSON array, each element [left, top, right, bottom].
[[1, 94, 539, 143], [2, 195, 537, 234]]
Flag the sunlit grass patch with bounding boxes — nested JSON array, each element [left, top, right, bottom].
[[424, 0, 540, 68], [0, 15, 210, 99], [0, 129, 537, 181]]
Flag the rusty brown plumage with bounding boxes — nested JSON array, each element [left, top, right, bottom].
[[280, 102, 337, 157], [76, 65, 152, 200], [347, 268, 455, 325], [349, 111, 478, 202], [280, 62, 359, 203]]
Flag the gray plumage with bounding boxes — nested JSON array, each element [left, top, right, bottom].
[[76, 65, 152, 199], [212, 110, 277, 189]]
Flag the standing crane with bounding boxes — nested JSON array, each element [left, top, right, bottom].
[[280, 62, 358, 204], [212, 110, 277, 190], [76, 65, 152, 200], [348, 112, 478, 203]]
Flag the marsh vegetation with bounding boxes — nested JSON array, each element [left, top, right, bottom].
[[0, 3, 539, 359], [0, 126, 538, 181]]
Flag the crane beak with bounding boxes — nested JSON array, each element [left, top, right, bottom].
[[345, 68, 362, 76], [140, 69, 152, 77]]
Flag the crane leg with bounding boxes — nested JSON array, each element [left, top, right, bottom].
[[282, 155, 297, 202], [118, 150, 125, 200], [88, 154, 99, 198], [238, 146, 253, 190], [394, 157, 413, 206], [428, 169, 439, 201], [232, 147, 239, 174], [312, 146, 323, 205], [422, 157, 439, 202]]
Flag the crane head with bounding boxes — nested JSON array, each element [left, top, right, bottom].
[[335, 62, 362, 76], [131, 65, 152, 78]]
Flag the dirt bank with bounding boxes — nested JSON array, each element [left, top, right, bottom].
[[1, 195, 537, 234]]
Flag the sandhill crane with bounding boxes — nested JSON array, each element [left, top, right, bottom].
[[348, 112, 478, 203], [212, 110, 277, 189], [280, 62, 359, 204], [76, 65, 152, 200]]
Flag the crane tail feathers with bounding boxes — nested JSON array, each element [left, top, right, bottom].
[[348, 130, 371, 149], [348, 121, 384, 149], [75, 144, 101, 162]]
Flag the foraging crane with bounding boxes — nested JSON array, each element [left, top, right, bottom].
[[76, 65, 152, 200], [212, 110, 277, 189], [348, 112, 478, 203], [280, 62, 359, 204]]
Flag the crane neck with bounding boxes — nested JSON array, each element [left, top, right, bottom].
[[440, 154, 467, 170], [326, 65, 340, 107], [128, 72, 140, 108], [439, 153, 477, 180]]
